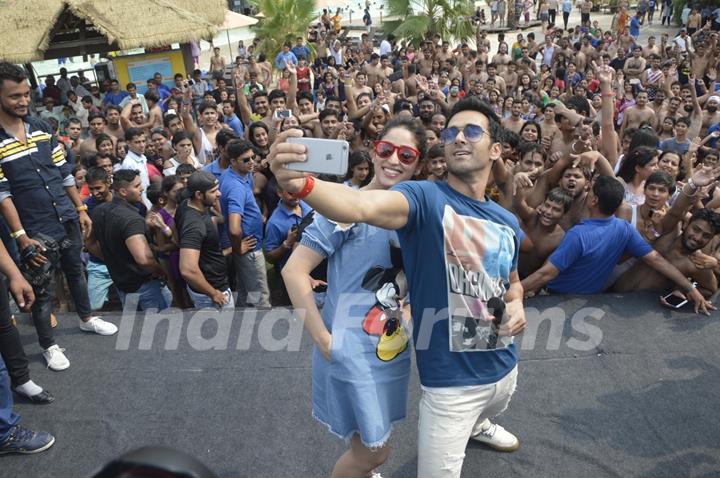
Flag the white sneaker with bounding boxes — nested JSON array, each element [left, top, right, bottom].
[[42, 345, 69, 371], [79, 316, 118, 336], [471, 421, 520, 452]]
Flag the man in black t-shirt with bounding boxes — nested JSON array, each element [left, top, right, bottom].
[[177, 171, 233, 309], [87, 170, 172, 311]]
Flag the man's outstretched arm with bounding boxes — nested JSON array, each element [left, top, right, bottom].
[[269, 129, 411, 230]]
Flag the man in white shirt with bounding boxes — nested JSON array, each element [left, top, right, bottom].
[[674, 29, 694, 53], [70, 76, 90, 99], [380, 34, 395, 56], [119, 127, 151, 209]]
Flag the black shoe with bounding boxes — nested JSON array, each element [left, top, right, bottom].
[[15, 389, 55, 404], [0, 425, 55, 454]]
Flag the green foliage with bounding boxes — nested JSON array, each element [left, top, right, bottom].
[[250, 0, 317, 60], [384, 0, 477, 46]]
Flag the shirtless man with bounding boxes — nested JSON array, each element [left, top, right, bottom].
[[486, 63, 507, 95], [701, 95, 720, 133], [491, 43, 512, 75], [502, 62, 519, 92], [347, 71, 373, 101], [642, 36, 661, 58], [502, 101, 525, 134], [514, 186, 573, 277], [363, 54, 385, 88], [529, 150, 615, 230], [104, 105, 124, 140], [650, 89, 668, 116], [417, 45, 435, 77], [623, 46, 647, 81], [209, 47, 226, 85], [659, 96, 683, 124], [435, 42, 452, 63], [620, 91, 657, 140], [538, 104, 559, 145], [78, 113, 112, 160], [612, 208, 720, 297], [494, 141, 547, 208], [120, 101, 150, 132], [145, 91, 163, 129], [65, 118, 83, 158]]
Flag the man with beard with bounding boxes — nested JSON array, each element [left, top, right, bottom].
[[620, 91, 657, 140], [177, 171, 233, 309], [501, 101, 525, 134], [418, 98, 438, 127], [701, 95, 720, 134], [623, 46, 646, 81], [0, 63, 117, 372], [104, 105, 124, 140], [521, 176, 713, 315], [612, 207, 720, 298]]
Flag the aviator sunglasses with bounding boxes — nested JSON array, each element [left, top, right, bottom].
[[440, 124, 485, 145]]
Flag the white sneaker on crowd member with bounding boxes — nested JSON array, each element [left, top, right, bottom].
[[470, 419, 520, 452], [78, 316, 118, 335], [42, 345, 69, 371]]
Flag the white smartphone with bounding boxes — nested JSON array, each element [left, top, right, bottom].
[[286, 138, 349, 176]]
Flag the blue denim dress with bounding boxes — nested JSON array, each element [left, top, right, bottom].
[[300, 215, 411, 448]]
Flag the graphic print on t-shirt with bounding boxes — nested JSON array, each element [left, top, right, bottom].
[[442, 205, 516, 352]]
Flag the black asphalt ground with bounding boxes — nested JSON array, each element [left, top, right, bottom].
[[2, 292, 719, 477]]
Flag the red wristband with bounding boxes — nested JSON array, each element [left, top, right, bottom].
[[294, 176, 315, 199]]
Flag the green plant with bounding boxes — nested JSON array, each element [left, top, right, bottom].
[[249, 0, 317, 61], [383, 0, 477, 46]]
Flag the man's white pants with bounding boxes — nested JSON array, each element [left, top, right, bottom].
[[417, 366, 518, 478]]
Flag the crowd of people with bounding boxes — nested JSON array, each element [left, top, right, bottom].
[[1, 4, 719, 477]]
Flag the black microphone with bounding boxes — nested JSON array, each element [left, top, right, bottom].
[[486, 297, 505, 350]]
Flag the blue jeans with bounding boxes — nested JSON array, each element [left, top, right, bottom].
[[186, 286, 235, 309], [0, 355, 20, 442], [87, 260, 113, 310], [118, 279, 172, 311]]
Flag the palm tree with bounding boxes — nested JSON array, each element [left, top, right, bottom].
[[384, 0, 477, 46], [249, 0, 317, 61]]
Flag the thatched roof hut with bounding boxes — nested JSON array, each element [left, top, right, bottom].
[[0, 0, 227, 63]]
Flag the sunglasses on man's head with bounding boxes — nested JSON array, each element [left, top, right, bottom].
[[373, 140, 420, 165], [440, 124, 485, 145]]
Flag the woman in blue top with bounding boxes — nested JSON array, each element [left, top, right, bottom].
[[282, 117, 426, 478]]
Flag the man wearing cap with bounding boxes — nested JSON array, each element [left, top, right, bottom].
[[87, 169, 171, 311], [177, 171, 234, 309], [701, 95, 720, 133]]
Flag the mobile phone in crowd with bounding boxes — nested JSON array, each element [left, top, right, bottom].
[[662, 293, 688, 309], [274, 109, 292, 119], [286, 138, 349, 176], [661, 281, 698, 309]]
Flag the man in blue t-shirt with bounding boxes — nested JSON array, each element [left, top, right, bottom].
[[521, 176, 711, 313], [271, 97, 529, 476], [219, 139, 270, 307]]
